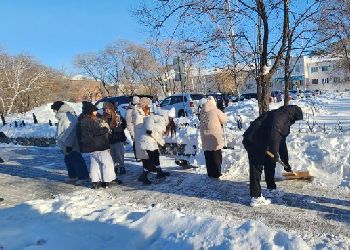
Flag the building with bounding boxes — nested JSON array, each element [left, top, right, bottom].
[[271, 55, 350, 92]]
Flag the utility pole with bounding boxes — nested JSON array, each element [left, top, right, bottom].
[[173, 56, 187, 115], [226, 0, 238, 93]]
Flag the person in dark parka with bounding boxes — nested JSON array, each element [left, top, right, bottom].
[[242, 105, 303, 206]]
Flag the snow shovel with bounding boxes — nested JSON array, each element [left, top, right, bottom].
[[266, 151, 313, 181], [223, 126, 234, 150]]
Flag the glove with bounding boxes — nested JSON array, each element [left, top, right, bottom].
[[272, 152, 280, 163], [146, 130, 152, 136], [66, 147, 72, 154], [284, 163, 292, 172]]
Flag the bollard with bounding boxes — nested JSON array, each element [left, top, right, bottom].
[[33, 113, 38, 124]]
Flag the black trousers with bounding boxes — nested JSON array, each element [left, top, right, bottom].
[[141, 150, 160, 172], [204, 150, 222, 178], [249, 155, 276, 198]]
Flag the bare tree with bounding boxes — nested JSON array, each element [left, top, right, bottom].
[[0, 53, 50, 115]]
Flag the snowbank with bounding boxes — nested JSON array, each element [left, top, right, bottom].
[[0, 190, 309, 250]]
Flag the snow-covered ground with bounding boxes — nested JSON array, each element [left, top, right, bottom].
[[0, 93, 350, 249]]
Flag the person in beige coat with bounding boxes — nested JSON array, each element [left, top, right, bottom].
[[200, 96, 228, 178]]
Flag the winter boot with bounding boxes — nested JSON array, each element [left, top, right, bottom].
[[250, 196, 271, 207], [119, 166, 126, 175], [112, 178, 123, 185], [138, 171, 151, 185], [156, 168, 170, 179], [92, 182, 101, 189]]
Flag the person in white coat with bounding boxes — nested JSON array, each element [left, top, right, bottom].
[[51, 101, 89, 184], [126, 96, 139, 160], [133, 97, 170, 184]]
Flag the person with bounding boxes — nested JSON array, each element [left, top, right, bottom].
[[242, 105, 303, 207], [103, 102, 127, 175], [77, 101, 119, 189], [0, 157, 4, 163], [133, 97, 170, 184], [199, 96, 227, 178], [126, 96, 139, 160], [51, 101, 89, 185]]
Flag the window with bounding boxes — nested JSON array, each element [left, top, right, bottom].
[[172, 96, 187, 104], [311, 67, 318, 73], [345, 76, 350, 82], [334, 77, 341, 83], [295, 66, 301, 73], [312, 79, 318, 84], [160, 97, 172, 107], [322, 78, 329, 84], [277, 68, 283, 75], [321, 66, 329, 72]]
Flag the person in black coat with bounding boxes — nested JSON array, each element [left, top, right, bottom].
[[76, 101, 118, 189], [242, 105, 303, 205]]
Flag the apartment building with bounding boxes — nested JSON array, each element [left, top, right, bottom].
[[271, 55, 350, 92]]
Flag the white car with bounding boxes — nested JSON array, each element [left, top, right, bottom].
[[159, 93, 205, 117], [303, 90, 314, 98]]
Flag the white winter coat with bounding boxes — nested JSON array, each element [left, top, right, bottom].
[[140, 114, 167, 151], [55, 104, 79, 155], [132, 106, 148, 159]]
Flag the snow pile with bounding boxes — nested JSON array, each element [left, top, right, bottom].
[[0, 190, 309, 250]]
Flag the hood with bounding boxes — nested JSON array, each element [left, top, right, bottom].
[[202, 96, 217, 112], [57, 104, 76, 114], [279, 105, 303, 124]]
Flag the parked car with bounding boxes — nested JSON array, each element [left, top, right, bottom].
[[95, 95, 154, 117], [240, 93, 258, 100], [206, 93, 230, 111], [288, 90, 299, 100], [270, 91, 283, 102], [303, 90, 314, 98], [159, 93, 205, 117]]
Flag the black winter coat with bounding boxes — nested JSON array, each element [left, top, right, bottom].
[[77, 115, 110, 153], [242, 105, 303, 165], [107, 117, 127, 144]]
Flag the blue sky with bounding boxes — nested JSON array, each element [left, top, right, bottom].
[[0, 0, 145, 73]]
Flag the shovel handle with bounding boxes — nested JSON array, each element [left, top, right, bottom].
[[266, 151, 289, 169]]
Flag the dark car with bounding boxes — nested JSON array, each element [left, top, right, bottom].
[[206, 93, 229, 111], [270, 91, 283, 102], [240, 93, 258, 100]]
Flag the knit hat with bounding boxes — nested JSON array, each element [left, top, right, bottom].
[[138, 97, 152, 108], [168, 107, 176, 118], [82, 101, 98, 115], [51, 101, 64, 111], [132, 96, 140, 105], [103, 102, 115, 111]]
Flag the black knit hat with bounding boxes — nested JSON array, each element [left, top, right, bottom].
[[51, 101, 65, 111], [82, 101, 98, 115]]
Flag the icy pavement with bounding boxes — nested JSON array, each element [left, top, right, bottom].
[[0, 145, 349, 249]]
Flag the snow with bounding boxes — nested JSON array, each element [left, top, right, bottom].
[[0, 189, 309, 250], [1, 93, 350, 249]]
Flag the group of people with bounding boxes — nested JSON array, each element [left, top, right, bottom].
[[51, 96, 175, 189], [51, 95, 303, 207]]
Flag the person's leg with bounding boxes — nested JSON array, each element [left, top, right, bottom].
[[115, 142, 125, 174], [249, 159, 264, 198], [204, 151, 213, 177], [264, 156, 277, 190], [138, 159, 152, 184], [89, 152, 102, 184], [109, 143, 119, 174], [64, 153, 77, 179], [70, 151, 89, 180], [211, 149, 222, 178], [100, 150, 117, 183], [148, 150, 169, 178]]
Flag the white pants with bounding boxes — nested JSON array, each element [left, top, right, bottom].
[[88, 150, 116, 183]]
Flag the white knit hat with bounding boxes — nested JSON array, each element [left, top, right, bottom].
[[168, 107, 176, 118], [132, 96, 140, 105]]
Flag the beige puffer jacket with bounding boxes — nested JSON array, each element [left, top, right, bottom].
[[199, 97, 228, 151]]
